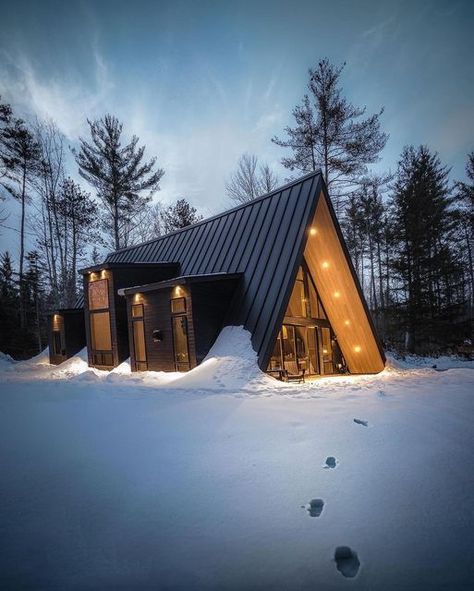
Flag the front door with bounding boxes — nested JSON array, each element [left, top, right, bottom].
[[131, 304, 147, 371]]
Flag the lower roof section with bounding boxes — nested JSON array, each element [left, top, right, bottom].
[[118, 272, 242, 296]]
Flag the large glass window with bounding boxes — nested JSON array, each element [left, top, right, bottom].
[[172, 315, 189, 371], [268, 332, 283, 371], [287, 278, 306, 317], [90, 311, 112, 351], [133, 320, 147, 363], [320, 327, 333, 374], [89, 279, 109, 310]]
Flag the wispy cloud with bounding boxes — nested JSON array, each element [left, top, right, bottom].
[[0, 47, 114, 140]]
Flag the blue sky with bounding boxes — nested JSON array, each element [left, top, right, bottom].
[[0, 0, 473, 253]]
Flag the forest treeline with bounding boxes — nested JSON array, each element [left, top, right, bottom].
[[0, 58, 472, 359]]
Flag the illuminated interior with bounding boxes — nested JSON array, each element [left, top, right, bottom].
[[88, 275, 113, 367], [267, 263, 345, 377], [267, 191, 384, 377]]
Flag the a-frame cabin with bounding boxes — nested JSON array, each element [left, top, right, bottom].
[[73, 171, 384, 378]]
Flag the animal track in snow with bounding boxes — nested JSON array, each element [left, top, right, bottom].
[[307, 498, 324, 517], [324, 456, 337, 468], [353, 418, 368, 427], [334, 546, 360, 578]]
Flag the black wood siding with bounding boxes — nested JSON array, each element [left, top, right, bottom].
[[48, 309, 85, 365], [84, 266, 179, 368], [127, 286, 197, 372]]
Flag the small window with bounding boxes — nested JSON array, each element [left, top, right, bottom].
[[132, 304, 144, 318], [171, 297, 186, 314]]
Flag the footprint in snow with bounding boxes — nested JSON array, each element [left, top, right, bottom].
[[334, 546, 360, 578], [324, 456, 337, 469], [307, 498, 324, 517], [353, 418, 368, 427]]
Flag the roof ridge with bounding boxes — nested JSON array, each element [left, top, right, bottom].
[[105, 170, 322, 259]]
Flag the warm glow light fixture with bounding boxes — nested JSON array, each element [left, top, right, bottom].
[[309, 227, 317, 235], [333, 290, 341, 298], [322, 261, 330, 269], [354, 346, 361, 353], [134, 293, 141, 302], [344, 320, 350, 326]]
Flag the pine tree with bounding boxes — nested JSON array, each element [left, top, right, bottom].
[[56, 178, 99, 306], [389, 145, 460, 353], [272, 58, 387, 208], [0, 96, 13, 181], [0, 118, 41, 326], [74, 114, 164, 250], [0, 251, 18, 356], [161, 199, 203, 234], [454, 152, 474, 313], [90, 246, 102, 266], [24, 251, 45, 354], [226, 153, 278, 204]]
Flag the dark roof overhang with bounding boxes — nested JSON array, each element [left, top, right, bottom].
[[46, 307, 84, 316], [79, 261, 180, 275], [118, 272, 242, 297]]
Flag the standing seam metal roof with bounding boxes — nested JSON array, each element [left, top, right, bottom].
[[105, 171, 323, 368]]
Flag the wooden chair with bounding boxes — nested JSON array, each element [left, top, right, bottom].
[[284, 361, 305, 383]]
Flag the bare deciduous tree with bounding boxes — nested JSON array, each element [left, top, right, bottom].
[[226, 153, 278, 205]]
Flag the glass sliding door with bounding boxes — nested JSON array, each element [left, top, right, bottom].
[[267, 260, 347, 377]]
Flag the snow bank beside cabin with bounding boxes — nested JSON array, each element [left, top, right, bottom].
[[1, 329, 473, 395]]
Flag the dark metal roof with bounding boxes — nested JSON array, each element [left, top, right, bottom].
[[118, 272, 242, 296], [79, 261, 179, 275], [104, 171, 323, 369]]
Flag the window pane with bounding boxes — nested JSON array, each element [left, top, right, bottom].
[[308, 277, 319, 318], [320, 327, 334, 374], [90, 312, 112, 351], [132, 304, 144, 318], [172, 316, 189, 363], [89, 279, 109, 310], [133, 320, 146, 362], [171, 297, 186, 314], [268, 332, 283, 370], [286, 280, 306, 317], [281, 325, 295, 362]]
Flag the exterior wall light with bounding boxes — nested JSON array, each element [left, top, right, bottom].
[[333, 291, 341, 298], [354, 346, 361, 353], [310, 227, 317, 235], [344, 320, 350, 326]]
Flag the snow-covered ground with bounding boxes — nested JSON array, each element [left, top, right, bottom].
[[1, 327, 473, 590]]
